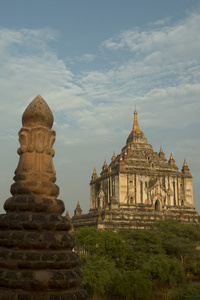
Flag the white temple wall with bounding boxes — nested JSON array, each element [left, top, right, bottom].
[[142, 175, 149, 204], [135, 174, 139, 204], [168, 176, 173, 206], [119, 173, 127, 204], [90, 185, 95, 209], [184, 177, 193, 207], [115, 175, 119, 203]]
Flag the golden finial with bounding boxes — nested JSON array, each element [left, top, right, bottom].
[[103, 160, 108, 170], [125, 149, 127, 155], [112, 151, 116, 161], [120, 153, 123, 161], [170, 153, 173, 160], [181, 159, 190, 174], [159, 146, 165, 158], [92, 167, 98, 180], [133, 108, 141, 132]]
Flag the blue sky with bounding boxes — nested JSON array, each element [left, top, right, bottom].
[[0, 0, 200, 215]]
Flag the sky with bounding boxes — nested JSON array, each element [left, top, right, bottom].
[[0, 0, 200, 216]]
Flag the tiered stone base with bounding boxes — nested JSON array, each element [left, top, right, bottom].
[[0, 196, 87, 299], [0, 290, 87, 300], [72, 206, 199, 231]]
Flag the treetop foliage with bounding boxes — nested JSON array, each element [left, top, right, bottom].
[[73, 219, 200, 299]]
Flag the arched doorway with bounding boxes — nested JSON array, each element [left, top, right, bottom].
[[155, 200, 161, 211]]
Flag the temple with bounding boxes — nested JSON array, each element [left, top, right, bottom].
[[72, 109, 199, 230]]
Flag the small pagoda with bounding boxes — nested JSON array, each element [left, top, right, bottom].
[[0, 95, 87, 299]]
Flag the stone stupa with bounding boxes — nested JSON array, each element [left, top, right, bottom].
[[0, 95, 87, 299]]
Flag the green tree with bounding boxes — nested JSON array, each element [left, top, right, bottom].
[[73, 227, 130, 268], [118, 229, 165, 270], [154, 219, 200, 242], [81, 257, 117, 296], [142, 254, 185, 289], [154, 219, 200, 276], [169, 282, 200, 300], [110, 270, 152, 300], [73, 221, 200, 298]]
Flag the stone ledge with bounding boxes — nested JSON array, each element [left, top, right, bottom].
[[0, 249, 79, 270], [0, 214, 71, 232]]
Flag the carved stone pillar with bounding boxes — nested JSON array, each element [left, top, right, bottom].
[[0, 95, 87, 299]]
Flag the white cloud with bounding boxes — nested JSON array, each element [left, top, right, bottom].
[[0, 12, 200, 215], [80, 53, 95, 62], [149, 17, 171, 26], [101, 13, 200, 66]]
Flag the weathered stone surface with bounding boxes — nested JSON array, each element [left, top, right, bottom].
[[4, 196, 64, 214], [22, 95, 54, 129], [0, 289, 87, 300], [0, 213, 71, 231], [0, 249, 79, 269], [0, 95, 87, 299]]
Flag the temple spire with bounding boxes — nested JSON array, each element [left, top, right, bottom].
[[159, 146, 166, 159], [133, 108, 141, 132], [182, 159, 191, 175], [91, 167, 98, 181], [74, 201, 82, 216], [112, 151, 116, 161], [126, 108, 148, 145]]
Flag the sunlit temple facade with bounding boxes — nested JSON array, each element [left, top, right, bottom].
[[72, 110, 199, 230]]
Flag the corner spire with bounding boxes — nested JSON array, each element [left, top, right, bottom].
[[133, 109, 141, 133], [91, 167, 98, 181], [159, 146, 166, 160], [103, 160, 108, 170], [74, 201, 82, 216], [182, 159, 191, 175], [168, 153, 177, 168], [111, 151, 116, 161]]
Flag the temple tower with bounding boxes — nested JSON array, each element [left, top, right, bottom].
[[0, 95, 87, 299]]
